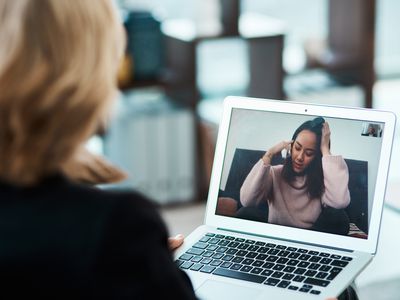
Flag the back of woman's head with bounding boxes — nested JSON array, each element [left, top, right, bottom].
[[282, 117, 326, 198], [0, 0, 125, 185]]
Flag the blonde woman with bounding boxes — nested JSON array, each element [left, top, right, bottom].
[[0, 0, 195, 298]]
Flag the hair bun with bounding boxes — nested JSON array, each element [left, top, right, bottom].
[[311, 117, 325, 127]]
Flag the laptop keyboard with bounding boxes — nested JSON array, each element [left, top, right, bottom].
[[176, 233, 353, 296]]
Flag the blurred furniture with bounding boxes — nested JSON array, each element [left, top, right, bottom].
[[305, 0, 376, 108], [217, 148, 369, 235], [161, 13, 286, 108]]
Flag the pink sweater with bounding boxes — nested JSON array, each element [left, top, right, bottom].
[[240, 155, 350, 229]]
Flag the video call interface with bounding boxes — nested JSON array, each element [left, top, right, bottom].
[[216, 108, 384, 239]]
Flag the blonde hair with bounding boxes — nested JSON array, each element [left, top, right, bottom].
[[0, 0, 125, 185]]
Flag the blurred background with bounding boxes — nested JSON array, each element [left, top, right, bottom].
[[91, 1, 400, 298]]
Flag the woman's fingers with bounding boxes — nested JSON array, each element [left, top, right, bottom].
[[168, 234, 184, 251]]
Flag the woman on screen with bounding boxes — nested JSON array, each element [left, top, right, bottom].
[[240, 117, 351, 235]]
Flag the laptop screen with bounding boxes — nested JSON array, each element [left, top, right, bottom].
[[216, 107, 385, 240]]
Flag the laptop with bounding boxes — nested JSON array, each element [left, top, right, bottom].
[[174, 97, 396, 299]]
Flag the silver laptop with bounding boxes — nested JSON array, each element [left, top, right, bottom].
[[175, 97, 396, 299]]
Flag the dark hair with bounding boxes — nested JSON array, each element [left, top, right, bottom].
[[282, 117, 326, 199]]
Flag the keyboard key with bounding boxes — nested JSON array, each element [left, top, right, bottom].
[[283, 266, 295, 273], [236, 250, 248, 257], [308, 251, 319, 255], [250, 267, 263, 274], [268, 249, 280, 255], [277, 280, 290, 288], [282, 273, 295, 280], [212, 253, 223, 259], [331, 260, 349, 268], [181, 262, 193, 269], [262, 262, 274, 269], [202, 251, 214, 258], [191, 256, 202, 263], [193, 242, 208, 249], [264, 278, 280, 286], [320, 258, 333, 265], [222, 255, 234, 261], [230, 264, 242, 271], [226, 249, 238, 255], [199, 236, 210, 243], [252, 260, 264, 267], [297, 248, 308, 253], [256, 254, 268, 260], [299, 288, 310, 293], [221, 262, 233, 268], [266, 243, 276, 248], [299, 254, 311, 261], [278, 251, 290, 257], [287, 247, 297, 252], [232, 257, 244, 263], [266, 255, 279, 262], [208, 238, 220, 244], [273, 264, 285, 271], [248, 245, 259, 252], [245, 239, 256, 244], [228, 242, 240, 248], [187, 248, 204, 256], [277, 258, 289, 264], [240, 265, 253, 272], [342, 256, 353, 261], [276, 245, 286, 250], [179, 254, 193, 261], [288, 285, 299, 291], [216, 234, 225, 239], [304, 277, 330, 287], [287, 259, 299, 266], [298, 261, 310, 268], [246, 252, 258, 259], [257, 247, 269, 254], [207, 245, 218, 251], [294, 268, 306, 275], [225, 236, 235, 240], [255, 241, 266, 246], [319, 265, 331, 272], [293, 275, 306, 283], [214, 268, 267, 284], [319, 252, 330, 257], [261, 269, 273, 276], [310, 290, 321, 295], [216, 246, 228, 253], [331, 254, 341, 259], [205, 233, 215, 237], [218, 240, 230, 246], [210, 260, 222, 267], [201, 258, 212, 264], [308, 263, 321, 270], [235, 238, 245, 242], [200, 265, 215, 273], [288, 252, 300, 259], [242, 259, 254, 265], [271, 271, 284, 278], [304, 270, 317, 277], [237, 244, 249, 250], [190, 263, 203, 271], [309, 256, 321, 263]]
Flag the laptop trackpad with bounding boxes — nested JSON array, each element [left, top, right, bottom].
[[196, 279, 262, 300]]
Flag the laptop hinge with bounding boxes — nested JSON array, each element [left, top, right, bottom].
[[217, 227, 354, 253]]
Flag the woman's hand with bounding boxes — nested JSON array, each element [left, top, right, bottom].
[[321, 122, 331, 156], [263, 140, 292, 164], [168, 234, 184, 251]]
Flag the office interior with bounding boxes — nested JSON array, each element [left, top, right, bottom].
[[92, 1, 400, 298]]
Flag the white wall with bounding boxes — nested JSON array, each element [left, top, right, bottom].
[[220, 108, 383, 224]]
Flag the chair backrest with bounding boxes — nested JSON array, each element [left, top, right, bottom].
[[223, 148, 369, 233]]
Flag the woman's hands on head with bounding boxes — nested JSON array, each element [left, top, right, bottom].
[[267, 140, 292, 157], [321, 122, 331, 156]]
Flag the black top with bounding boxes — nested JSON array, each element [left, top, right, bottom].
[[0, 174, 196, 299]]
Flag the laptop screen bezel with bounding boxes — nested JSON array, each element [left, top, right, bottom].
[[204, 96, 396, 254]]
